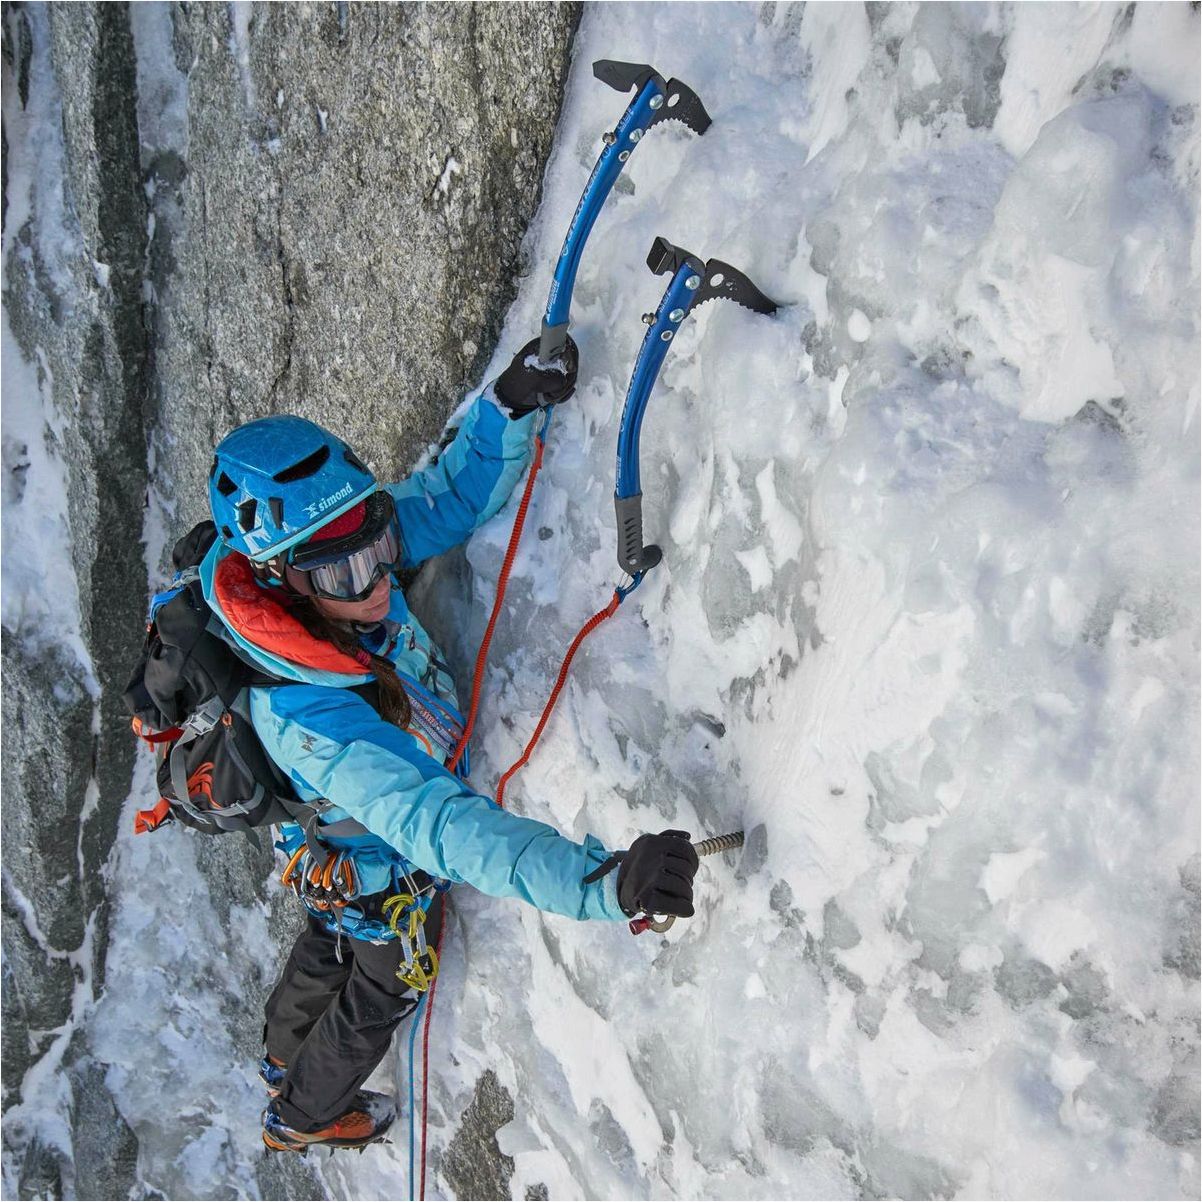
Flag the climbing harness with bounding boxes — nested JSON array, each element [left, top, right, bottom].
[[539, 60, 710, 362], [627, 830, 746, 935]]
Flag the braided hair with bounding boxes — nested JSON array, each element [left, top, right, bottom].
[[290, 596, 412, 729]]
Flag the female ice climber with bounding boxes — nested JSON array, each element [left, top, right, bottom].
[[200, 338, 700, 1152]]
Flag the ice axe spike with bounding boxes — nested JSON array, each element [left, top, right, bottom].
[[629, 830, 745, 936]]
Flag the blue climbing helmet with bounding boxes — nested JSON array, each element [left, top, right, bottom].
[[209, 415, 378, 562]]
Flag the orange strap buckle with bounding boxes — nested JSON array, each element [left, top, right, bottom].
[[133, 798, 173, 834]]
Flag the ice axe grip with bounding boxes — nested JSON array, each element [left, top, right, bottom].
[[615, 493, 663, 576], [629, 829, 744, 936]]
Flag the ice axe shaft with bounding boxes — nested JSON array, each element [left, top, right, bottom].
[[629, 830, 744, 936]]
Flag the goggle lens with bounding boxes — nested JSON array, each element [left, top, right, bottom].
[[286, 492, 403, 601], [304, 523, 401, 601]]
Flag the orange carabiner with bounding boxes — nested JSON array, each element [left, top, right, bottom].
[[280, 846, 306, 888]]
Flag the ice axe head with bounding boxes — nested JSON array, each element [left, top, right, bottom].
[[592, 60, 712, 136], [647, 237, 778, 317]]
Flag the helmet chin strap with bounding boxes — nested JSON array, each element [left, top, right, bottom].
[[250, 556, 292, 588]]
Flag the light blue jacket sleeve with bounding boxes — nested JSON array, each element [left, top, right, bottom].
[[389, 392, 539, 568], [251, 684, 627, 922]]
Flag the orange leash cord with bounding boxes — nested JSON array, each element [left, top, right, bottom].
[[494, 589, 624, 807]]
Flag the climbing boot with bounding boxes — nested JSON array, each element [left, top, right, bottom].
[[261, 1092, 395, 1152]]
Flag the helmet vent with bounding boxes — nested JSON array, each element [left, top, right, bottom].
[[268, 496, 285, 527], [273, 445, 331, 483], [236, 498, 258, 532], [215, 472, 238, 497], [344, 448, 368, 473]]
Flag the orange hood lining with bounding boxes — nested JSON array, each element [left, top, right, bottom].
[[214, 553, 372, 678]]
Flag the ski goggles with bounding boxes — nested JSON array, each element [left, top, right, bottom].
[[286, 491, 403, 602]]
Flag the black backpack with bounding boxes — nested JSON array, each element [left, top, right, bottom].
[[123, 521, 319, 837]]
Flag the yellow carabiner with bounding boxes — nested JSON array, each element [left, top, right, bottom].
[[407, 906, 426, 942], [383, 892, 416, 935], [397, 948, 439, 993]]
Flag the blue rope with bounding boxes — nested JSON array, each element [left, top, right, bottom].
[[407, 991, 427, 1200]]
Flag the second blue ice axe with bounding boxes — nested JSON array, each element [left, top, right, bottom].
[[614, 237, 778, 576]]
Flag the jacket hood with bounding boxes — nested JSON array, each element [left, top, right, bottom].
[[200, 541, 374, 687]]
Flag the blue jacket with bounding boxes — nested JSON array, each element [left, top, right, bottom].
[[201, 393, 626, 928]]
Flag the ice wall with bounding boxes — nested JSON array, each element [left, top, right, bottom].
[[3, 3, 1198, 1200], [406, 4, 1199, 1200]]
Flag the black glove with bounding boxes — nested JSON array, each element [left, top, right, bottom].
[[493, 335, 579, 418], [614, 830, 700, 919]]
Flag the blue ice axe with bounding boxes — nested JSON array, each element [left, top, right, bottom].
[[537, 60, 712, 365], [614, 237, 779, 576]]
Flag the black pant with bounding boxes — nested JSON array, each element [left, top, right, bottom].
[[264, 895, 442, 1132]]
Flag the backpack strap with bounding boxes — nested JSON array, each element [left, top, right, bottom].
[[165, 694, 272, 830], [165, 697, 226, 828]]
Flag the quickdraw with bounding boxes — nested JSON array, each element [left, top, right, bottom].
[[383, 892, 440, 994]]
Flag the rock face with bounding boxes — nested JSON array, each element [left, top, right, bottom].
[[1, 3, 577, 1197]]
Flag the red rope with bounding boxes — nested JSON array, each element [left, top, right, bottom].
[[418, 905, 446, 1202], [494, 590, 622, 808], [446, 429, 547, 776]]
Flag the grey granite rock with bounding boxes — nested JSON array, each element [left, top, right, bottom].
[[439, 1069, 517, 1202], [145, 2, 581, 564]]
